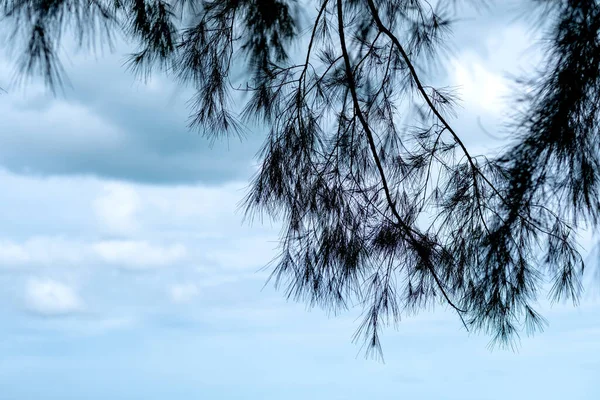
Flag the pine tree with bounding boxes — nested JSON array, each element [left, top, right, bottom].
[[3, 0, 599, 355]]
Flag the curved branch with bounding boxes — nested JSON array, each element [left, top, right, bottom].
[[336, 0, 466, 316]]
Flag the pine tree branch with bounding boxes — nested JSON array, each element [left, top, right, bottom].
[[336, 0, 467, 317]]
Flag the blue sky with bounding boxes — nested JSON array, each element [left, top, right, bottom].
[[0, 3, 599, 399]]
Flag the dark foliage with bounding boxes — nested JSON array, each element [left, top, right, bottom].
[[2, 0, 599, 356]]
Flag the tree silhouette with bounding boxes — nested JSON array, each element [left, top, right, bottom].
[[2, 0, 599, 356]]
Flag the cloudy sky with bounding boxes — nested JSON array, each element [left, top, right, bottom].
[[0, 3, 599, 399]]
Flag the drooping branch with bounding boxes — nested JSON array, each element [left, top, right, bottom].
[[336, 0, 466, 318]]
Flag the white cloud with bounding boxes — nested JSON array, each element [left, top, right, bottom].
[[0, 237, 86, 268], [93, 183, 141, 234], [93, 240, 187, 269], [451, 58, 510, 114], [449, 25, 539, 117], [141, 182, 243, 226], [168, 283, 200, 304], [25, 278, 83, 316], [0, 241, 30, 265]]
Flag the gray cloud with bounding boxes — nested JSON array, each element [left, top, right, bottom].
[[0, 1, 527, 186], [24, 278, 84, 316], [0, 45, 265, 185]]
